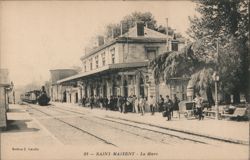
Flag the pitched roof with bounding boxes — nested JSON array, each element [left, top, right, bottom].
[[122, 26, 168, 38]]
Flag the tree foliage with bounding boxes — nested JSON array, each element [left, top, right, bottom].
[[150, 43, 214, 91], [104, 12, 157, 39], [151, 0, 249, 103], [104, 11, 182, 40], [188, 0, 249, 102]]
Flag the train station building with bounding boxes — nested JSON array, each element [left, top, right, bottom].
[[54, 23, 188, 104]]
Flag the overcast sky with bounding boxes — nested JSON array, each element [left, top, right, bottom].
[[0, 1, 197, 86]]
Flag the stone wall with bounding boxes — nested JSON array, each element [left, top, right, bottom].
[[0, 87, 7, 129], [0, 69, 10, 130]]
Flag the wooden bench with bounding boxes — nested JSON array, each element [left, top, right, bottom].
[[203, 110, 216, 118], [220, 108, 248, 121], [203, 107, 223, 118]]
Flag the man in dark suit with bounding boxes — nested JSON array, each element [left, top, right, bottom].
[[164, 95, 173, 121]]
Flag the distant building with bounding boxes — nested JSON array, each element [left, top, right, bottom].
[[49, 69, 78, 102], [55, 22, 187, 107]]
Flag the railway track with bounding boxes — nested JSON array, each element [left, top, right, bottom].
[[45, 106, 205, 143], [27, 104, 248, 146], [34, 105, 218, 145], [28, 105, 174, 146], [50, 105, 249, 145], [27, 104, 117, 147]]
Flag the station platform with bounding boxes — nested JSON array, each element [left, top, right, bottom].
[[52, 102, 249, 145]]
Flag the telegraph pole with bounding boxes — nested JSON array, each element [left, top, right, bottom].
[[120, 22, 123, 36], [166, 18, 169, 51], [112, 27, 114, 39]]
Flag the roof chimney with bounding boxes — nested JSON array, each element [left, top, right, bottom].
[[97, 36, 104, 46], [136, 21, 144, 36]]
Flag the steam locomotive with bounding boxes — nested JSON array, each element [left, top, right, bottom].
[[21, 86, 50, 106]]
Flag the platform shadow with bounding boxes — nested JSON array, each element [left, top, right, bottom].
[[8, 108, 26, 113], [4, 120, 40, 133]]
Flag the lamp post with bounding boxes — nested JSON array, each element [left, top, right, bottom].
[[208, 37, 220, 119], [213, 72, 220, 119], [215, 38, 219, 120]]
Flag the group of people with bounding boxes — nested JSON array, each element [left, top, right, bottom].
[[80, 95, 133, 112], [158, 95, 180, 121], [80, 95, 147, 114], [80, 93, 205, 121], [80, 94, 181, 120]]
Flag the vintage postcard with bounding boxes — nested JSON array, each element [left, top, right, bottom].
[[0, 0, 249, 160]]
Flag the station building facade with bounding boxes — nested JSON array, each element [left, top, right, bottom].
[[56, 23, 187, 105]]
